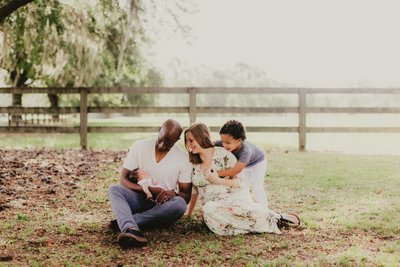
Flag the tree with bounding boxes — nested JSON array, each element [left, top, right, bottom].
[[0, 0, 163, 123], [0, 0, 34, 22], [1, 0, 65, 121], [1, 0, 195, 124]]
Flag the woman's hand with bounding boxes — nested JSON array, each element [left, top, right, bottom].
[[206, 168, 239, 188], [205, 169, 221, 184]]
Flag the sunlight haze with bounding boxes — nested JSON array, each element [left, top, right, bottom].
[[151, 0, 400, 87]]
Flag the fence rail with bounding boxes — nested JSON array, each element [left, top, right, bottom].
[[1, 87, 400, 150]]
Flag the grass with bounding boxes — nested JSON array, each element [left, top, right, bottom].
[[0, 134, 400, 265], [0, 132, 154, 150]]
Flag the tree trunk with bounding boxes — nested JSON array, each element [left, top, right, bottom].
[[48, 94, 59, 122], [9, 69, 27, 125]]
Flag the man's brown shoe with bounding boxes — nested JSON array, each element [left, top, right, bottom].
[[117, 228, 148, 248]]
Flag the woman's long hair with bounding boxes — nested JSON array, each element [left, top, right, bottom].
[[184, 123, 214, 164]]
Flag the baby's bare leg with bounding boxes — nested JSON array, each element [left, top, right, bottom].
[[142, 185, 152, 199]]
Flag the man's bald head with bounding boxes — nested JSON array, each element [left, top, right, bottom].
[[161, 119, 182, 139], [156, 119, 183, 152]]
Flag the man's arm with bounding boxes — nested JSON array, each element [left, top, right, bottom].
[[177, 182, 192, 204], [120, 168, 143, 191]]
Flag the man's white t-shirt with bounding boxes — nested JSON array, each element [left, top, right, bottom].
[[123, 138, 192, 190]]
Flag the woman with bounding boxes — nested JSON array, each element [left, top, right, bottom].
[[185, 123, 299, 235]]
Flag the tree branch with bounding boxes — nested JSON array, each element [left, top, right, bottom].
[[0, 0, 34, 22]]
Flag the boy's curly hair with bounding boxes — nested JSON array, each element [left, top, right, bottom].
[[219, 120, 246, 140]]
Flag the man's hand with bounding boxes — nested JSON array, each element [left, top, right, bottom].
[[155, 189, 177, 204]]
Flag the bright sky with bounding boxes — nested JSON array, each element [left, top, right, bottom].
[[151, 0, 400, 87]]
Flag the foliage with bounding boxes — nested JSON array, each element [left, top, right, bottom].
[[0, 0, 163, 107], [1, 0, 65, 87]]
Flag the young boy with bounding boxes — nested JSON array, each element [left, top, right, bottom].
[[215, 120, 269, 207]]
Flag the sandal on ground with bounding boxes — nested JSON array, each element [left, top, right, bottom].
[[277, 213, 300, 228]]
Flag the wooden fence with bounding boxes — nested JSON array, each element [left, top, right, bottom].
[[1, 87, 400, 150]]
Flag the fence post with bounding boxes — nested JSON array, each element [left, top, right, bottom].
[[298, 89, 307, 151], [189, 87, 197, 124], [80, 88, 88, 150]]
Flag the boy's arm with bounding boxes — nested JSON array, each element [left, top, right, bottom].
[[206, 169, 240, 188], [217, 161, 246, 177]]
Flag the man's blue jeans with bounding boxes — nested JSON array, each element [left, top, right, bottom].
[[108, 184, 187, 232]]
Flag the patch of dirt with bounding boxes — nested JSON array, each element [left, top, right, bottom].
[[0, 149, 125, 207]]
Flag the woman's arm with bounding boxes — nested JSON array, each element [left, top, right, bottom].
[[185, 193, 198, 216], [217, 161, 245, 177]]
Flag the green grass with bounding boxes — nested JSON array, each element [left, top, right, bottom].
[[0, 132, 295, 153], [0, 133, 154, 150], [0, 135, 399, 265], [0, 117, 297, 150]]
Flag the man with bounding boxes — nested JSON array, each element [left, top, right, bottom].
[[108, 119, 192, 248]]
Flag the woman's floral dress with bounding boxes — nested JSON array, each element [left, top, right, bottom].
[[192, 147, 281, 235]]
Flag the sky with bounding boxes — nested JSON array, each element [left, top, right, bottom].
[[150, 0, 400, 87]]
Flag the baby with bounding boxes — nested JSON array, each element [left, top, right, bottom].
[[132, 169, 160, 199]]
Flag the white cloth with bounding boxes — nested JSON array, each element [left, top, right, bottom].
[[123, 138, 192, 190], [192, 147, 281, 235], [137, 177, 160, 187], [242, 159, 268, 207]]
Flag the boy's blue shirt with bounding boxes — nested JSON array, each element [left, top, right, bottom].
[[215, 140, 265, 167]]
